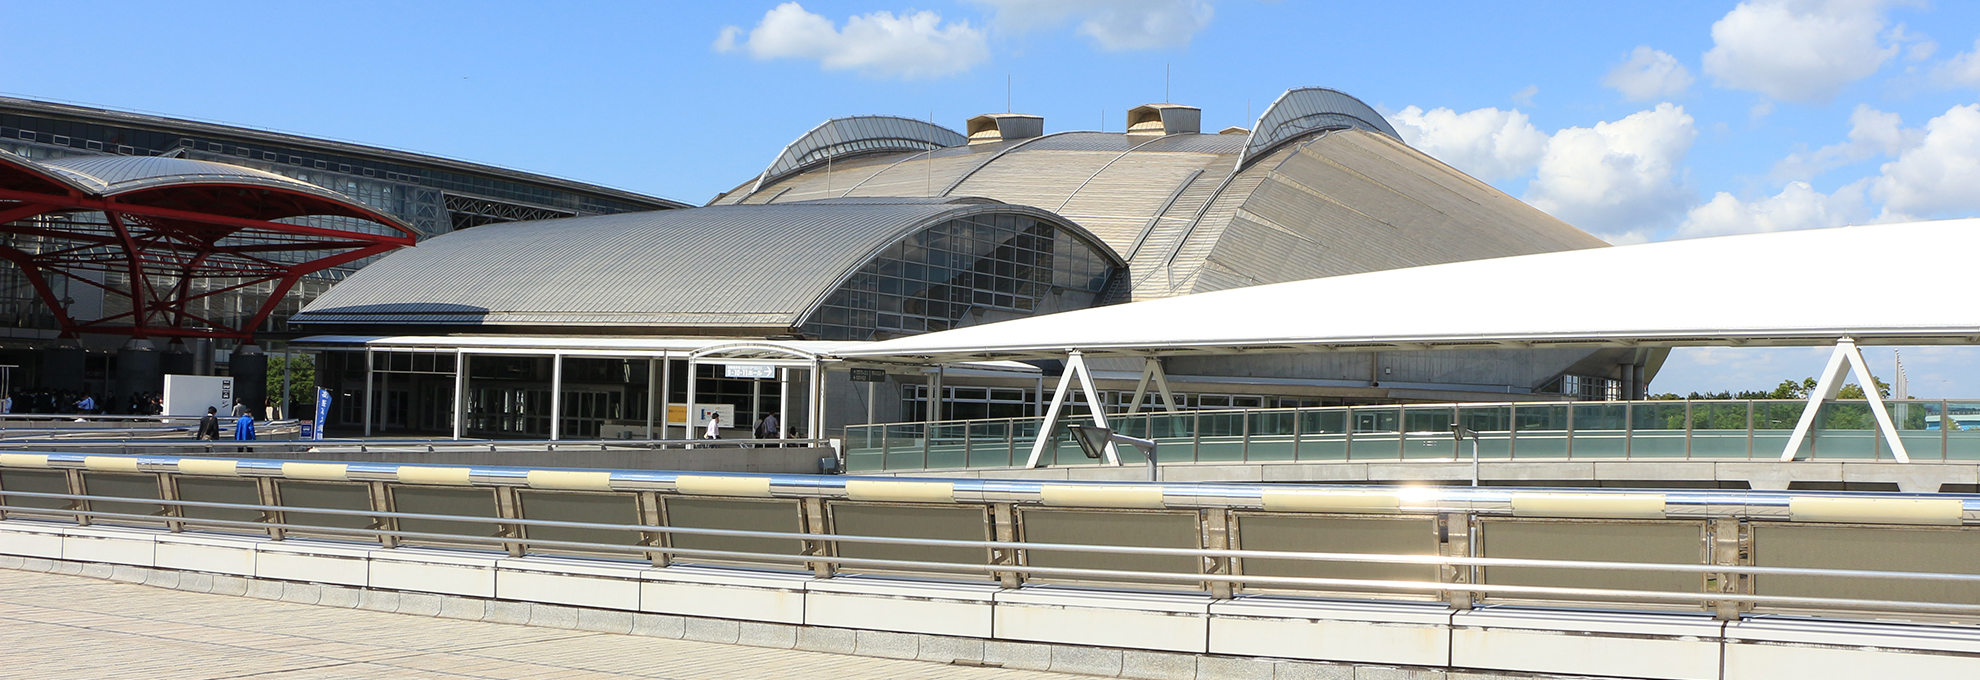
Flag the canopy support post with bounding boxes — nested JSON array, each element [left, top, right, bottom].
[[549, 352, 563, 442], [1126, 357, 1179, 414], [1781, 338, 1909, 462], [1024, 351, 1118, 467]]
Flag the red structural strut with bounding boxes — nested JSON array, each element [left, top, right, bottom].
[[0, 178, 416, 341]]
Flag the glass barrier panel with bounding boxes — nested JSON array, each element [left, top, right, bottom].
[[1296, 409, 1348, 461], [1628, 403, 1689, 458], [1689, 403, 1751, 459], [1512, 404, 1568, 458], [1891, 400, 1943, 461], [1457, 406, 1513, 460], [1197, 411, 1247, 462], [883, 423, 927, 469], [1247, 410, 1298, 462], [1145, 412, 1198, 462], [1750, 401, 1806, 459], [1347, 407, 1401, 460], [844, 425, 885, 472], [1811, 402, 1879, 460], [927, 423, 969, 469], [968, 420, 1016, 467], [1947, 402, 1980, 461], [1569, 404, 1628, 458], [1402, 407, 1455, 460]]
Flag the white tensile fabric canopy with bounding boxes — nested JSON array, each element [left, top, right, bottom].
[[837, 218, 1980, 364]]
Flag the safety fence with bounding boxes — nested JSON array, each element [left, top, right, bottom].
[[844, 398, 1980, 471], [3, 450, 1980, 622]]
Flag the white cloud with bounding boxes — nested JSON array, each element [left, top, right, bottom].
[[1871, 104, 1980, 219], [1772, 104, 1920, 179], [1932, 38, 1980, 87], [1603, 46, 1695, 100], [974, 0, 1213, 50], [1701, 0, 1899, 103], [714, 3, 989, 79], [1524, 104, 1698, 240], [1676, 180, 1867, 238], [1512, 85, 1538, 107], [1386, 106, 1548, 182]]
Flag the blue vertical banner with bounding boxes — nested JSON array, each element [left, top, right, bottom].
[[312, 388, 331, 441]]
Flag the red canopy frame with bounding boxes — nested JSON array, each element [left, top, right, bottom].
[[0, 172, 416, 341]]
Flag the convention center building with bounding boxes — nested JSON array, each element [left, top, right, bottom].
[[285, 88, 1663, 439]]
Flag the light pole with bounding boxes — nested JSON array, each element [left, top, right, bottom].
[[1451, 423, 1481, 487]]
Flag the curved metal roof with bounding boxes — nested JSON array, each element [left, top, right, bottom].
[[294, 198, 1121, 330], [1241, 87, 1402, 167], [750, 116, 967, 196], [839, 219, 1980, 362], [0, 151, 414, 234]]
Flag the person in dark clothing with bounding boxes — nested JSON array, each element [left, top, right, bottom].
[[196, 407, 220, 440]]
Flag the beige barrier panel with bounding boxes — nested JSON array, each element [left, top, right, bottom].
[[674, 475, 773, 498], [845, 480, 954, 504], [1261, 490, 1401, 513], [524, 470, 615, 492], [0, 453, 50, 468], [395, 466, 473, 486], [1512, 493, 1667, 520], [176, 459, 240, 477], [82, 456, 141, 473], [1040, 484, 1165, 509], [281, 462, 350, 482], [1789, 497, 1965, 526]]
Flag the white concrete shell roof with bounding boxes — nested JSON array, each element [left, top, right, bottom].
[[837, 219, 1980, 363]]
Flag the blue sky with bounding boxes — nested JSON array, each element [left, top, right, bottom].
[[7, 1, 1979, 397]]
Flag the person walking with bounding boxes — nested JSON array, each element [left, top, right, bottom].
[[703, 412, 721, 440], [756, 412, 779, 444], [196, 406, 220, 440]]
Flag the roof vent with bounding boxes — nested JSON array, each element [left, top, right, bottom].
[[966, 113, 1044, 145], [1126, 104, 1201, 136], [1218, 126, 1250, 135]]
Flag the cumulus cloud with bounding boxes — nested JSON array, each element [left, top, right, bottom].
[[1701, 0, 1899, 103], [1677, 180, 1867, 238], [1871, 104, 1980, 219], [714, 3, 989, 79], [1932, 38, 1980, 88], [1603, 47, 1695, 100], [1524, 104, 1698, 241], [974, 0, 1214, 50], [1772, 104, 1920, 179], [1386, 106, 1548, 182]]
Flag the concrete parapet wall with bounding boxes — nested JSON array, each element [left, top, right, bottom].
[[5, 520, 1978, 680]]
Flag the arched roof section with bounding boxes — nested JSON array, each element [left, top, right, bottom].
[[34, 155, 413, 234], [1241, 87, 1401, 168], [749, 116, 967, 196], [294, 197, 1121, 331], [0, 149, 102, 195]]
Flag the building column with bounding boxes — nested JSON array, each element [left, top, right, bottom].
[[548, 353, 563, 441], [231, 344, 266, 419], [161, 340, 195, 377], [363, 348, 374, 436], [778, 367, 790, 440], [645, 357, 659, 440], [452, 350, 467, 440]]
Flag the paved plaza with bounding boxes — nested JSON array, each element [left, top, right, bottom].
[[0, 568, 1081, 680]]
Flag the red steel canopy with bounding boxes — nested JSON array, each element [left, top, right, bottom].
[[0, 151, 416, 340]]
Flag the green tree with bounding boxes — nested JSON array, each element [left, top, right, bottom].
[[266, 354, 316, 408]]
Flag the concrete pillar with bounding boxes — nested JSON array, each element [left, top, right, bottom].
[[162, 340, 195, 376], [42, 343, 85, 393], [115, 338, 161, 414], [187, 338, 215, 375], [231, 344, 267, 419]]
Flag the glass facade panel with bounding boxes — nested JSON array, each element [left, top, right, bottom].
[[800, 214, 1117, 341]]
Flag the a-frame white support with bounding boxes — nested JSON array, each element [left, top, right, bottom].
[[1781, 338, 1910, 462], [1025, 350, 1119, 467], [1126, 357, 1180, 414]]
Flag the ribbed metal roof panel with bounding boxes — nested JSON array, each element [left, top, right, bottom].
[[293, 200, 1071, 329], [40, 155, 318, 194]]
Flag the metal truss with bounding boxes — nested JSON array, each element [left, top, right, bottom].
[[0, 185, 415, 341]]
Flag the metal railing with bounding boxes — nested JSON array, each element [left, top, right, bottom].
[[844, 398, 1980, 472], [5, 451, 1980, 623], [0, 437, 833, 454]]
